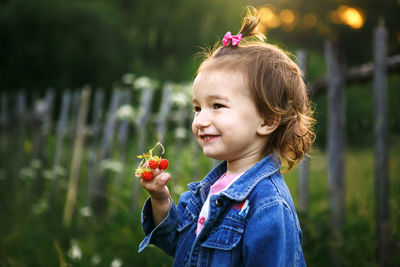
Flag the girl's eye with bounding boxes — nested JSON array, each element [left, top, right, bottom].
[[193, 106, 201, 112], [213, 103, 224, 109]]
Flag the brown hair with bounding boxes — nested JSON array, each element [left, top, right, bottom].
[[197, 7, 315, 170]]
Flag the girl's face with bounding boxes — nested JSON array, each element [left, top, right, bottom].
[[192, 70, 270, 163]]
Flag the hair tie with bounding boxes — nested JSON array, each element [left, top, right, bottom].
[[222, 31, 242, 47]]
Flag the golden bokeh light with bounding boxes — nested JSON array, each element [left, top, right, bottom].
[[259, 6, 275, 22], [330, 11, 340, 24], [332, 5, 365, 29], [303, 13, 317, 28], [280, 9, 295, 24], [258, 6, 280, 31], [280, 9, 298, 32]]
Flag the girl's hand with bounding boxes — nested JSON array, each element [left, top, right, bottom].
[[139, 165, 172, 226], [139, 166, 171, 203], [135, 142, 172, 225]]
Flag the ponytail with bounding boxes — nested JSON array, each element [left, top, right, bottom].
[[237, 7, 265, 41]]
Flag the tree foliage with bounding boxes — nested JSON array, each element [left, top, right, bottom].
[[0, 0, 399, 89], [0, 0, 135, 89], [0, 0, 243, 89]]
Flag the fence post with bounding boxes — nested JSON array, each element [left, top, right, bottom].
[[48, 91, 71, 203], [135, 87, 154, 156], [373, 21, 390, 267], [132, 87, 154, 210], [30, 94, 48, 199], [64, 86, 91, 227], [0, 93, 8, 130], [0, 93, 8, 182], [109, 89, 132, 217], [325, 40, 346, 242], [42, 90, 55, 169], [43, 89, 55, 136], [70, 91, 81, 134], [1, 92, 8, 148], [173, 103, 188, 176], [157, 83, 172, 144], [296, 49, 310, 213], [86, 90, 104, 207], [16, 92, 27, 179], [93, 90, 120, 217]]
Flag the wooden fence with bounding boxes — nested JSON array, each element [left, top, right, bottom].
[[0, 23, 399, 266], [304, 23, 397, 266]]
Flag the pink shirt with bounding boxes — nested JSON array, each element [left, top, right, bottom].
[[196, 172, 242, 236]]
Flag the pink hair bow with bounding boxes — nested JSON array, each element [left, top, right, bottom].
[[222, 31, 242, 47]]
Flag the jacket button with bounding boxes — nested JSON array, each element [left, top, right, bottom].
[[215, 198, 223, 207]]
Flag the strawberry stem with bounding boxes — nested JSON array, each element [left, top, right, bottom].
[[134, 141, 166, 177]]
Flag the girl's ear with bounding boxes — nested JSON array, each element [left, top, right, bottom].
[[257, 115, 280, 136]]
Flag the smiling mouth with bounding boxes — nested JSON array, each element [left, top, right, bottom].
[[200, 135, 219, 143]]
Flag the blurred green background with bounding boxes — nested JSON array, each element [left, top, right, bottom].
[[1, 0, 400, 266], [1, 0, 399, 88]]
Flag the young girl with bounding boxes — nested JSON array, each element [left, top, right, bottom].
[[138, 9, 314, 267]]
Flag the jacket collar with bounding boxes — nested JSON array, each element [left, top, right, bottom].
[[187, 154, 281, 201]]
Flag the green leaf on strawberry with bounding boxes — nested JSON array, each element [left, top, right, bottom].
[[135, 142, 169, 179]]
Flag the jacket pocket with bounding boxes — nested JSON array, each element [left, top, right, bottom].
[[200, 224, 244, 250]]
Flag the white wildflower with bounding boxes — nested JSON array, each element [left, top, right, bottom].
[[99, 159, 123, 174], [31, 159, 42, 169], [121, 73, 135, 85], [68, 240, 82, 260], [111, 258, 123, 267], [174, 127, 187, 139], [171, 91, 189, 107], [43, 169, 54, 180], [54, 165, 67, 177], [91, 254, 101, 265], [20, 167, 35, 179], [181, 82, 193, 95], [134, 76, 152, 90], [116, 105, 135, 122], [80, 206, 93, 217], [34, 99, 47, 115]]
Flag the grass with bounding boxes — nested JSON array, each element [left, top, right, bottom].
[[284, 145, 400, 266], [1, 137, 399, 266]]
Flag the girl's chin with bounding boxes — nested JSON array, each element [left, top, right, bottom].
[[202, 149, 226, 161]]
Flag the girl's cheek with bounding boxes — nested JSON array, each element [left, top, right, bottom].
[[191, 122, 197, 136]]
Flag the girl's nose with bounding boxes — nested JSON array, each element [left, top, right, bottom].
[[193, 110, 211, 129]]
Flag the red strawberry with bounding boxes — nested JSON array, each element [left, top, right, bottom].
[[148, 159, 159, 169], [141, 171, 153, 181], [159, 158, 169, 170]]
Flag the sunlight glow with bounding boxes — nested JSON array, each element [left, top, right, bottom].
[[280, 9, 297, 32], [280, 9, 295, 24], [331, 5, 365, 29], [258, 6, 280, 32], [303, 13, 317, 28]]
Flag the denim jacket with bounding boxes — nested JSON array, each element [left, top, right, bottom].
[[139, 155, 306, 267]]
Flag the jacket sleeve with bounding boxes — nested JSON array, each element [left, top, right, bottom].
[[242, 199, 305, 267], [138, 191, 193, 256]]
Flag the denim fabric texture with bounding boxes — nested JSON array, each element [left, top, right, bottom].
[[139, 154, 306, 267]]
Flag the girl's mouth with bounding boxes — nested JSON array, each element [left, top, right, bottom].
[[200, 135, 219, 143]]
